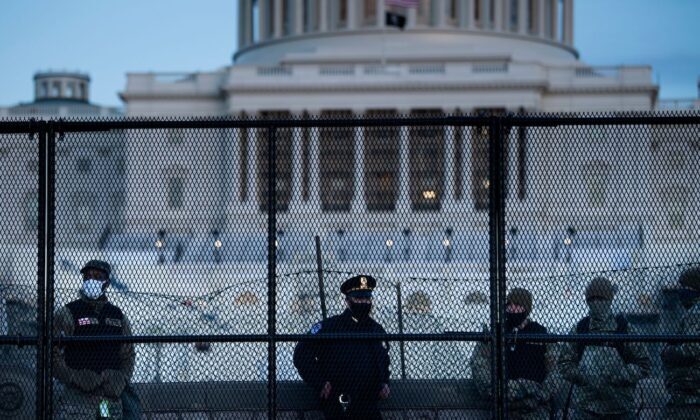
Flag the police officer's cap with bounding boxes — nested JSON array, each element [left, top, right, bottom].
[[341, 275, 376, 298], [80, 260, 111, 277]]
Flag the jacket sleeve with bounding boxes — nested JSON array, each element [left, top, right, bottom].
[[376, 323, 390, 385], [557, 326, 588, 387], [293, 322, 325, 391], [541, 342, 564, 400], [118, 313, 136, 382], [610, 324, 651, 386], [52, 306, 77, 385], [662, 309, 700, 365], [469, 339, 492, 398]]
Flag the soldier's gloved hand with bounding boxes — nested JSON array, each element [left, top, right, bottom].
[[100, 369, 127, 398], [70, 369, 102, 393], [378, 383, 390, 400], [320, 381, 332, 400]]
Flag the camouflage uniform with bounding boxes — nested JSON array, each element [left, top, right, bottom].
[[470, 330, 560, 419], [662, 267, 700, 419], [52, 291, 135, 420], [470, 288, 562, 420], [558, 278, 651, 420]]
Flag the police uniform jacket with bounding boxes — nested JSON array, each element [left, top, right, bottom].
[[294, 309, 390, 401]]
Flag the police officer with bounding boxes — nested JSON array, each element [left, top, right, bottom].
[[294, 275, 390, 419], [470, 288, 560, 419], [53, 260, 135, 419], [662, 267, 700, 419], [558, 277, 650, 420]]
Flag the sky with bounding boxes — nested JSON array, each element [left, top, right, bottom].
[[0, 0, 698, 108]]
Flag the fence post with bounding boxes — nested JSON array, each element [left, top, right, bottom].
[[488, 115, 507, 420], [35, 120, 56, 420], [266, 125, 278, 419]]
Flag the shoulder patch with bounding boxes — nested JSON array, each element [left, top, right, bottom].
[[310, 322, 322, 335]]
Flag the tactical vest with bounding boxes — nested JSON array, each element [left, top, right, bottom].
[[64, 299, 124, 373], [575, 314, 630, 363], [507, 322, 548, 383]]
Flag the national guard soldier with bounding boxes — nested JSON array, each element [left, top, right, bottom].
[[294, 275, 390, 419], [662, 267, 700, 419], [558, 277, 650, 420], [53, 260, 135, 419], [470, 288, 560, 419]]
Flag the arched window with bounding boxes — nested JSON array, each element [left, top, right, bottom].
[[166, 166, 189, 210], [405, 291, 432, 314], [410, 109, 444, 211], [320, 110, 354, 212], [257, 111, 293, 212], [363, 0, 377, 26], [583, 160, 610, 208], [365, 110, 399, 211]]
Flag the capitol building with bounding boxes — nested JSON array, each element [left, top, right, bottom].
[[1, 0, 697, 283]]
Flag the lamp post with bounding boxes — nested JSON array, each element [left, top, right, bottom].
[[212, 229, 222, 264], [402, 228, 411, 262], [156, 229, 166, 264], [564, 226, 576, 264], [443, 228, 453, 263], [385, 239, 394, 263]]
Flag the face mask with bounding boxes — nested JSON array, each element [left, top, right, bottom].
[[587, 299, 612, 319], [505, 312, 528, 330], [82, 279, 105, 300], [678, 289, 700, 310], [349, 301, 372, 321]]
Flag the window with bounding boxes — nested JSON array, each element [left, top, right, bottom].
[[666, 185, 689, 230], [282, 0, 293, 35], [301, 112, 311, 201], [51, 81, 61, 97], [471, 108, 506, 211], [509, 0, 518, 31], [528, 0, 536, 33], [168, 128, 185, 146], [446, 0, 459, 26], [304, 0, 319, 32], [239, 113, 250, 201], [166, 166, 189, 210], [365, 110, 400, 211], [72, 191, 96, 234], [337, 0, 348, 29], [583, 160, 610, 208], [416, 0, 432, 26], [79, 83, 87, 99], [410, 109, 444, 211], [76, 157, 91, 174], [23, 190, 38, 232], [320, 110, 354, 212], [39, 81, 48, 98], [544, 0, 554, 37], [517, 125, 527, 200], [257, 111, 293, 212], [66, 82, 76, 98], [267, 0, 275, 37], [363, 0, 377, 26]]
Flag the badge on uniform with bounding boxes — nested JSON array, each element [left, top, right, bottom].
[[310, 322, 322, 335], [78, 317, 98, 326], [105, 318, 122, 327]]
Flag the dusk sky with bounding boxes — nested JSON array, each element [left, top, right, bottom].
[[0, 0, 697, 107]]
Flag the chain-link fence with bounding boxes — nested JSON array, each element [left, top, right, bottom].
[[1, 113, 699, 419]]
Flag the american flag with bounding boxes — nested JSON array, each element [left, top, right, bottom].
[[78, 317, 92, 326], [386, 0, 420, 8]]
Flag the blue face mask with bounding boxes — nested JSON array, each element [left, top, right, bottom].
[[82, 279, 106, 300], [678, 288, 700, 309]]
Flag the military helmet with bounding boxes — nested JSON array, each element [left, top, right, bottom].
[[679, 267, 700, 291], [585, 276, 616, 301]]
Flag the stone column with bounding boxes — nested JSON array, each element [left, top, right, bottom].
[[563, 0, 573, 45], [443, 117, 457, 211], [494, 0, 503, 31], [551, 0, 559, 41], [461, 120, 473, 209], [518, 0, 528, 34], [397, 117, 411, 211], [246, 122, 259, 212], [377, 0, 385, 28], [480, 0, 490, 29], [258, 0, 268, 41], [290, 113, 304, 210], [319, 0, 328, 31], [351, 111, 366, 213], [274, 0, 283, 37], [348, 0, 358, 29], [294, 0, 304, 34], [407, 7, 417, 28], [537, 0, 546, 37], [307, 112, 322, 212], [436, 0, 447, 27], [238, 0, 248, 48], [463, 0, 475, 29], [503, 0, 511, 31]]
